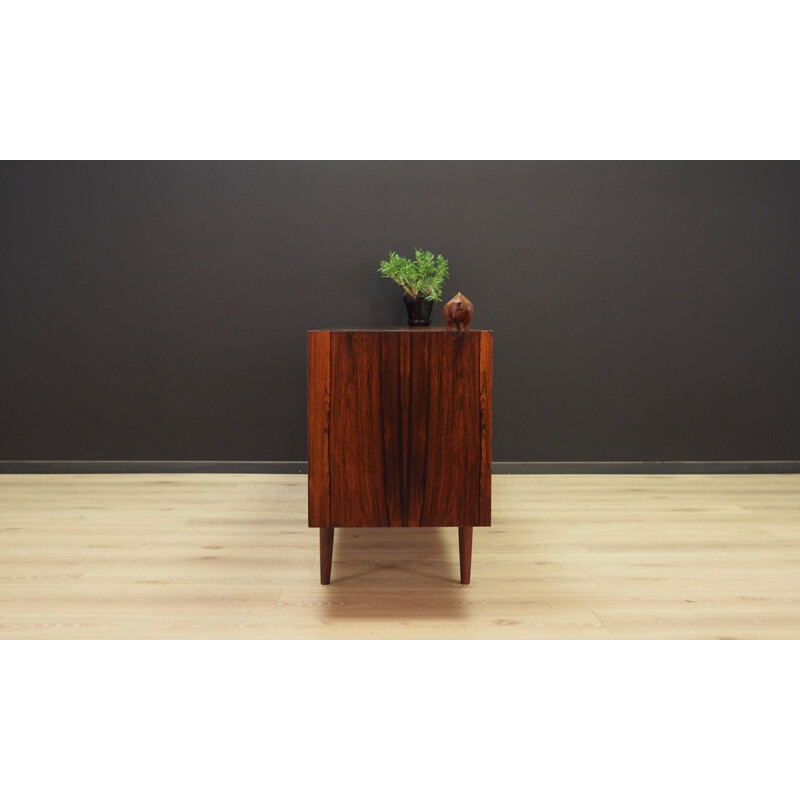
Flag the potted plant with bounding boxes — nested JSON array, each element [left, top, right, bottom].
[[377, 248, 449, 326]]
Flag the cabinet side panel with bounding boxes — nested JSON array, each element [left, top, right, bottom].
[[413, 332, 481, 527], [478, 331, 493, 526], [329, 333, 396, 526], [307, 332, 331, 526]]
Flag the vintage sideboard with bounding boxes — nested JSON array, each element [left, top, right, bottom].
[[307, 328, 492, 584]]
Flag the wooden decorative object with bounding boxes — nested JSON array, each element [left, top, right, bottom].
[[308, 329, 492, 585], [444, 292, 474, 331]]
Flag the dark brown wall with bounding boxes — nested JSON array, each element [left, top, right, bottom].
[[2, 161, 799, 462]]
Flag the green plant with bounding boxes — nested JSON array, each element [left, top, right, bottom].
[[377, 248, 449, 301]]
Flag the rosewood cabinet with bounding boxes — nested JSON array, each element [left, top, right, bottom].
[[308, 328, 492, 585]]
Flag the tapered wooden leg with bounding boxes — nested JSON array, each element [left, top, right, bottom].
[[320, 527, 334, 585], [458, 526, 473, 585]]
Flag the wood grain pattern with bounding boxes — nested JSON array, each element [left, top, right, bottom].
[[413, 331, 481, 526], [328, 332, 395, 526], [309, 330, 492, 529], [479, 331, 493, 526], [2, 473, 799, 639], [379, 333, 405, 524], [403, 331, 429, 526], [307, 332, 331, 526]]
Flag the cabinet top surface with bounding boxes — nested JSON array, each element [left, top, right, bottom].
[[308, 327, 492, 333]]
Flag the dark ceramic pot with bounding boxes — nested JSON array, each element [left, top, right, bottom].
[[404, 296, 434, 326]]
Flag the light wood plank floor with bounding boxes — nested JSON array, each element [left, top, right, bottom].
[[0, 473, 798, 639]]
